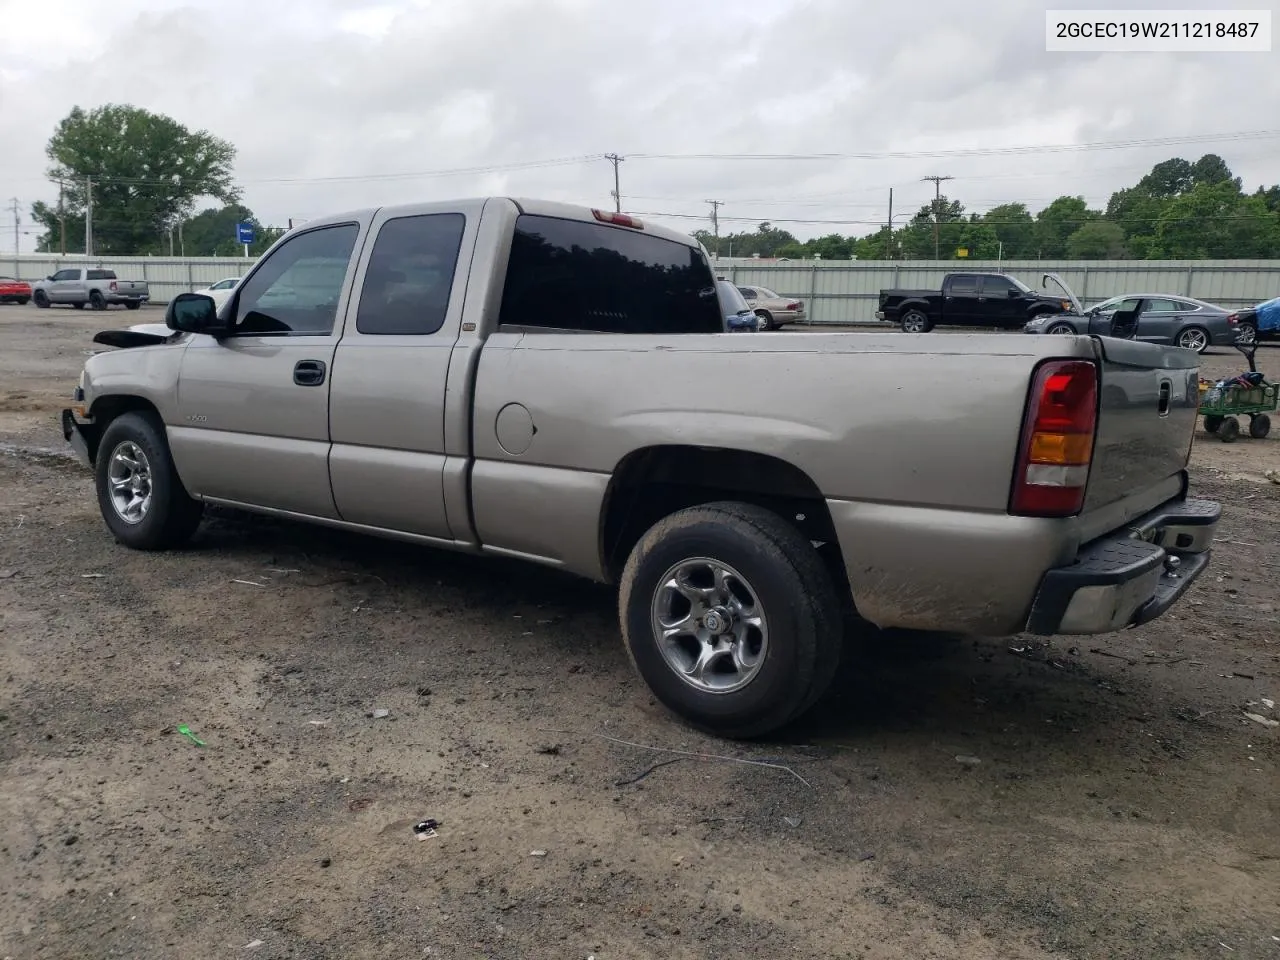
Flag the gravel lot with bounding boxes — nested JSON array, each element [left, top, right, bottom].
[[1, 304, 1278, 960]]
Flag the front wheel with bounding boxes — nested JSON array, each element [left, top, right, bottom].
[[95, 411, 204, 550], [1177, 326, 1210, 353], [33, 290, 49, 308], [619, 502, 842, 739], [1249, 414, 1271, 439], [1046, 322, 1076, 336]]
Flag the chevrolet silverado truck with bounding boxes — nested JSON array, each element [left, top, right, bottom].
[[878, 272, 1073, 332], [60, 198, 1220, 738], [32, 267, 149, 310]]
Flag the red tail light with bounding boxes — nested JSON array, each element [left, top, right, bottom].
[[592, 209, 644, 229], [786, 301, 802, 311], [1226, 313, 1238, 326], [1010, 359, 1098, 517], [109, 281, 118, 291]]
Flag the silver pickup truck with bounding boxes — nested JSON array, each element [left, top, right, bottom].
[[60, 197, 1220, 738], [33, 267, 149, 310]]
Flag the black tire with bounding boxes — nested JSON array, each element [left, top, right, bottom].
[[755, 310, 772, 331], [1203, 414, 1224, 434], [33, 290, 49, 308], [1046, 322, 1077, 336], [1215, 417, 1240, 443], [125, 301, 141, 310], [1177, 326, 1210, 353], [900, 308, 932, 333], [95, 411, 204, 550], [618, 501, 842, 739], [1249, 414, 1271, 439], [1235, 322, 1257, 346], [89, 290, 106, 310], [17, 297, 29, 305], [72, 301, 85, 309]]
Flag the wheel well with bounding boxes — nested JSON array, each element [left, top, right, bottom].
[[91, 395, 161, 429], [599, 445, 848, 589]]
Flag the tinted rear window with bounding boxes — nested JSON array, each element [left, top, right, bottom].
[[356, 213, 465, 335], [498, 215, 721, 334], [87, 270, 117, 280], [948, 275, 978, 296]]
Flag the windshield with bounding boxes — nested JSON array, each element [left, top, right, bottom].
[[717, 280, 751, 314]]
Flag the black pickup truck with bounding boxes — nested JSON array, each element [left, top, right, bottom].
[[877, 272, 1074, 332]]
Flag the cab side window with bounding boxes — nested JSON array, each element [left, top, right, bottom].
[[233, 224, 359, 336], [355, 213, 466, 335]]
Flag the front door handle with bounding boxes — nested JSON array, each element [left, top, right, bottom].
[[293, 359, 326, 386]]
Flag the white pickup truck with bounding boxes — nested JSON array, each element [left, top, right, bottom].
[[61, 197, 1220, 738], [32, 267, 149, 310]]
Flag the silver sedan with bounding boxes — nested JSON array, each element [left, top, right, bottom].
[[1023, 294, 1241, 353]]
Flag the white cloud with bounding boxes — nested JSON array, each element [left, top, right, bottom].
[[0, 0, 1276, 248]]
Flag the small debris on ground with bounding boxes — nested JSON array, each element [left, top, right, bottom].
[[367, 708, 391, 719], [244, 940, 265, 950], [955, 755, 982, 767], [80, 572, 105, 579], [413, 819, 439, 834], [176, 724, 205, 746], [530, 849, 548, 857], [536, 743, 562, 755], [0, 569, 18, 579], [307, 719, 331, 727], [1243, 712, 1279, 728], [783, 816, 802, 828]]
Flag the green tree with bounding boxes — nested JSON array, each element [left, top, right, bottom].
[[956, 222, 1000, 259], [1149, 182, 1280, 259], [30, 104, 237, 255], [980, 202, 1035, 258], [1066, 221, 1128, 259], [900, 197, 965, 259], [182, 204, 283, 257], [1034, 196, 1097, 257]]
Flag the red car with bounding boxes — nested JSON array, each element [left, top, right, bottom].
[[0, 276, 32, 305]]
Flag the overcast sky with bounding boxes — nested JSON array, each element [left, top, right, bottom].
[[0, 0, 1277, 250]]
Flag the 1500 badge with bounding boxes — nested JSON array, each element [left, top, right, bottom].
[[186, 414, 208, 422]]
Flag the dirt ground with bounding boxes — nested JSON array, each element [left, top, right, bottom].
[[1, 304, 1277, 960]]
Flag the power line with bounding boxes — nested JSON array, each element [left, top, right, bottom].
[[921, 175, 954, 259]]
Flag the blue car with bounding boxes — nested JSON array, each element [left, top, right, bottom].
[[716, 279, 759, 332]]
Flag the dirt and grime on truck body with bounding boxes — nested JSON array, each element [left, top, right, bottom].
[[1, 305, 1278, 960]]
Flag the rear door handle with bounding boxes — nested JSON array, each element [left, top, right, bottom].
[[1158, 378, 1171, 416], [293, 359, 327, 386]]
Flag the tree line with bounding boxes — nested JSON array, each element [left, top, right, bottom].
[[28, 104, 1280, 261], [693, 154, 1280, 261]]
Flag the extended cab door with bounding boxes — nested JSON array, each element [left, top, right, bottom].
[[940, 274, 980, 326], [325, 202, 481, 541], [166, 220, 365, 518]]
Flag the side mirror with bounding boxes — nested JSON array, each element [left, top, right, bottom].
[[165, 293, 227, 336]]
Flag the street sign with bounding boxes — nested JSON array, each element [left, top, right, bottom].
[[956, 247, 969, 258], [235, 222, 255, 245]]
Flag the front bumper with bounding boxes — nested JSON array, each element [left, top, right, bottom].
[[61, 404, 102, 468], [1025, 497, 1221, 635]]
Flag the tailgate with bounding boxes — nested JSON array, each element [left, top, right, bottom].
[[120, 281, 146, 294], [1083, 337, 1199, 512]]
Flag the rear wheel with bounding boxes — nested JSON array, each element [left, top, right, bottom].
[[1215, 417, 1240, 442], [755, 310, 773, 331], [1236, 322, 1257, 345], [1249, 414, 1271, 439], [72, 301, 85, 310], [33, 290, 49, 308], [16, 297, 29, 305], [619, 501, 842, 739], [900, 309, 932, 333], [89, 290, 106, 310], [125, 301, 141, 310], [1177, 326, 1209, 353], [95, 411, 204, 550]]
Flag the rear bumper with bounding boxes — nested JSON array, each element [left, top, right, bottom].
[[105, 293, 149, 304], [1024, 497, 1220, 635], [61, 406, 101, 467]]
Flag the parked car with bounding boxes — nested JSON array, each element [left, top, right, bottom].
[[736, 284, 804, 329], [1228, 296, 1279, 345], [61, 197, 1219, 738], [877, 272, 1072, 332], [1025, 294, 1239, 353], [716, 279, 759, 332], [194, 277, 241, 311], [0, 276, 32, 304], [32, 268, 149, 310]]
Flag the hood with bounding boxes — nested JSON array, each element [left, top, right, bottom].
[[91, 322, 179, 349], [1041, 273, 1084, 315]]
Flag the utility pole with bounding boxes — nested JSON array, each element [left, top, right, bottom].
[[178, 219, 185, 257], [885, 188, 893, 259], [84, 177, 94, 258], [706, 200, 723, 257], [57, 181, 66, 256], [604, 154, 624, 212], [921, 175, 953, 260], [8, 197, 18, 256]]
